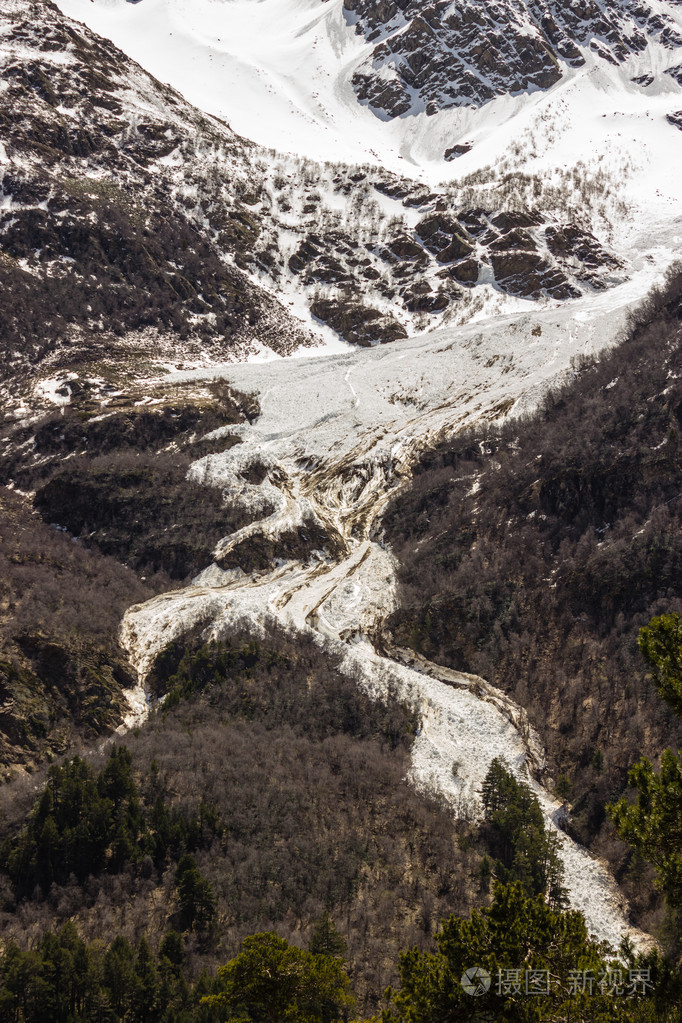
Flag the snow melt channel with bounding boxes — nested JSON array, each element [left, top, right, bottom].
[[121, 286, 661, 949]]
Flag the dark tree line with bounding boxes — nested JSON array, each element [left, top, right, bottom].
[[609, 612, 682, 955], [1, 746, 219, 904], [0, 628, 478, 1014], [2, 884, 674, 1023], [0, 922, 352, 1023], [383, 881, 677, 1023]]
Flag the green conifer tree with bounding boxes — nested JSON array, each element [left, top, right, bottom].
[[609, 614, 682, 932]]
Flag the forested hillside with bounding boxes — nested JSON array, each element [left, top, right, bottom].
[[385, 265, 682, 937], [6, 616, 671, 1016], [0, 379, 260, 769], [0, 628, 482, 1014]]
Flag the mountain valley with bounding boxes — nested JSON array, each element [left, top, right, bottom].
[[1, 0, 682, 1018]]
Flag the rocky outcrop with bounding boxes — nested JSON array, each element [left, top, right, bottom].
[[0, 0, 316, 388], [444, 143, 472, 160], [400, 282, 449, 313], [285, 187, 625, 323], [545, 225, 622, 289], [345, 0, 682, 118], [416, 213, 474, 263], [310, 296, 408, 345], [490, 251, 579, 299], [440, 258, 480, 286]]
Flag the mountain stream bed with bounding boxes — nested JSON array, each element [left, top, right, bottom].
[[119, 291, 658, 949]]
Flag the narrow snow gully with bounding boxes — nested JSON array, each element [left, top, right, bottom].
[[121, 291, 659, 950]]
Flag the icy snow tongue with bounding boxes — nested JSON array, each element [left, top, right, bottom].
[[120, 288, 661, 951]]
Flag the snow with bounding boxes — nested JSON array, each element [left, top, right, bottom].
[[116, 677, 150, 734], [55, 0, 384, 167], [34, 374, 78, 407], [52, 0, 682, 347], [53, 0, 682, 211], [119, 258, 668, 949]]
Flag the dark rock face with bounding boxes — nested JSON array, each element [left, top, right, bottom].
[[298, 195, 622, 331], [477, 212, 622, 298], [310, 297, 408, 345], [400, 283, 449, 313], [545, 225, 622, 282], [345, 0, 681, 118], [444, 143, 472, 160], [416, 213, 474, 262], [443, 258, 480, 286], [665, 64, 682, 85], [288, 235, 357, 285], [490, 250, 579, 300], [388, 235, 428, 260]]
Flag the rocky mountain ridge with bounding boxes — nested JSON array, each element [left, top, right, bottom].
[[0, 0, 637, 415], [347, 0, 682, 118], [0, 0, 320, 394]]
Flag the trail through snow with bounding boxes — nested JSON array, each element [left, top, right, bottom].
[[118, 254, 679, 951]]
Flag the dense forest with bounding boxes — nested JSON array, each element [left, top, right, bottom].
[[1, 882, 678, 1023], [385, 264, 682, 939]]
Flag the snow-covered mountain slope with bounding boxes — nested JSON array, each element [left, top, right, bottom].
[[56, 0, 682, 177], [55, 0, 400, 167], [46, 0, 682, 350], [4, 0, 669, 400]]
